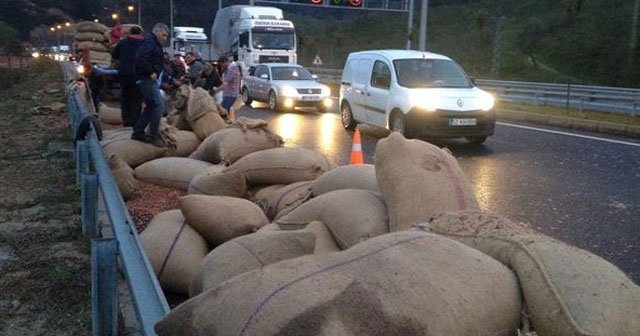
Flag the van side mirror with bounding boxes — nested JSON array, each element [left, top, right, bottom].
[[469, 77, 476, 85], [311, 74, 318, 80], [260, 74, 269, 80]]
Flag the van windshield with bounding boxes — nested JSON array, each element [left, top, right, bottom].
[[393, 59, 472, 88], [271, 66, 314, 80]]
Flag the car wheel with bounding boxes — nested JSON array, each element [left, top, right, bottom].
[[341, 102, 356, 130], [268, 91, 281, 112], [241, 86, 252, 106], [390, 112, 411, 138], [466, 136, 487, 145], [316, 103, 327, 113]]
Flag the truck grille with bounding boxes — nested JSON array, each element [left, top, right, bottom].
[[259, 55, 289, 63]]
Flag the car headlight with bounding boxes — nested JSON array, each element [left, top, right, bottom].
[[321, 86, 330, 96], [281, 85, 298, 97], [479, 92, 495, 111], [410, 94, 438, 112], [77, 65, 86, 75]]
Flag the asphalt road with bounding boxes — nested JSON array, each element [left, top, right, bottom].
[[234, 100, 640, 284]]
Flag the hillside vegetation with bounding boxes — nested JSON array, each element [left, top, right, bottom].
[[2, 0, 638, 87]]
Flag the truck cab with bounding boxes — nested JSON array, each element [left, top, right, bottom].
[[170, 26, 213, 60]]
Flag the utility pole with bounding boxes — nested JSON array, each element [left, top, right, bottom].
[[406, 0, 414, 49], [418, 0, 428, 51], [629, 0, 640, 76], [138, 0, 142, 26], [170, 0, 174, 43]]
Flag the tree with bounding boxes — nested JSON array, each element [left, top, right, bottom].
[[0, 20, 22, 55]]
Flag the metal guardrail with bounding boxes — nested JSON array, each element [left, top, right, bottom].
[[67, 78, 169, 335], [309, 67, 640, 116]]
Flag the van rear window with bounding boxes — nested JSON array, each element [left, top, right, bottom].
[[393, 59, 472, 88]]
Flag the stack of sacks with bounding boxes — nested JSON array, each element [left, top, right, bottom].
[[74, 21, 111, 66]]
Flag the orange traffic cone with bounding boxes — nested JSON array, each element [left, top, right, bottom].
[[349, 129, 364, 164]]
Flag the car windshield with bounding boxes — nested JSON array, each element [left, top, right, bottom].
[[393, 59, 472, 88], [271, 66, 314, 80], [252, 32, 295, 50]]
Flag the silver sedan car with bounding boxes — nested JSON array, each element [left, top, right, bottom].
[[241, 63, 332, 112]]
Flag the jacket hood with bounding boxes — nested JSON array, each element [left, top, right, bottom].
[[128, 34, 144, 40]]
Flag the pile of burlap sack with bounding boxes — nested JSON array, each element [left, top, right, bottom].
[[74, 21, 112, 66], [100, 88, 640, 335]]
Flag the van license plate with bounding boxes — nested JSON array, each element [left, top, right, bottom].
[[302, 95, 319, 101], [448, 118, 477, 126]]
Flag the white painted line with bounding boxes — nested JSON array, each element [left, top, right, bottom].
[[497, 122, 640, 148]]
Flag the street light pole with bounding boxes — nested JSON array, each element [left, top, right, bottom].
[[170, 0, 174, 40], [406, 0, 414, 49], [418, 0, 428, 51], [138, 0, 142, 26]]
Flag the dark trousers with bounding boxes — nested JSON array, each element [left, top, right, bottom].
[[133, 78, 164, 139], [119, 75, 142, 127]]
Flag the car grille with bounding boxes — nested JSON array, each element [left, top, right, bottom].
[[297, 88, 321, 94], [258, 55, 289, 63]]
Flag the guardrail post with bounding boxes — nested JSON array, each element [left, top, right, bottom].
[[82, 173, 99, 238], [92, 238, 119, 336], [76, 140, 89, 185]]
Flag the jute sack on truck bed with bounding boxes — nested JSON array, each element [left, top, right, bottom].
[[188, 169, 246, 198], [375, 132, 478, 232], [189, 231, 315, 297], [275, 189, 388, 249], [74, 32, 106, 42], [155, 231, 521, 336], [140, 210, 208, 295], [188, 112, 226, 141], [164, 130, 200, 157], [134, 158, 212, 191], [107, 154, 140, 200], [255, 181, 312, 220], [77, 41, 109, 53], [311, 163, 380, 197], [303, 220, 341, 253], [101, 128, 166, 167], [76, 21, 108, 34], [88, 50, 111, 66], [187, 87, 219, 121], [189, 118, 283, 164], [180, 195, 268, 246], [225, 147, 334, 186], [166, 85, 191, 131], [425, 210, 640, 336], [98, 103, 122, 125]]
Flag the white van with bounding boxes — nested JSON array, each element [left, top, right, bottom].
[[339, 50, 496, 144]]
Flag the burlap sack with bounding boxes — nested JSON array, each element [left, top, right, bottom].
[[311, 163, 380, 197], [121, 24, 143, 35], [74, 32, 106, 42], [180, 195, 268, 245], [254, 181, 312, 220], [189, 118, 283, 164], [188, 112, 226, 141], [98, 103, 122, 125], [303, 221, 341, 253], [107, 154, 140, 200], [76, 21, 108, 34], [256, 223, 281, 232], [88, 50, 111, 66], [134, 158, 212, 191], [188, 169, 246, 198], [275, 189, 388, 249], [155, 231, 521, 336], [375, 132, 478, 232], [164, 130, 200, 157], [225, 147, 334, 186], [78, 41, 109, 53], [101, 128, 166, 167], [426, 210, 640, 336], [187, 87, 219, 121], [140, 210, 208, 295], [189, 231, 315, 297]]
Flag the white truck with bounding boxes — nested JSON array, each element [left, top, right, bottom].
[[211, 5, 297, 69], [168, 26, 215, 59]]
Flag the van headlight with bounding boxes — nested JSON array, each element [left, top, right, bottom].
[[410, 94, 438, 112], [479, 92, 495, 111], [281, 85, 298, 97], [321, 85, 330, 96]]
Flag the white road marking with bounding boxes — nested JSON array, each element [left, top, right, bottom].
[[497, 122, 640, 148]]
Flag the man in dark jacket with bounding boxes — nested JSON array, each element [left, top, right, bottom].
[[185, 51, 204, 86], [131, 23, 169, 147], [112, 26, 144, 126]]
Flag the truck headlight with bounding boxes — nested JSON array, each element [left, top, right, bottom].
[[479, 92, 495, 111], [281, 85, 298, 97], [321, 86, 330, 96]]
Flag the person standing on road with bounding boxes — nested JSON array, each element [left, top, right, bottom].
[[218, 56, 240, 114], [112, 26, 144, 127], [131, 23, 170, 147]]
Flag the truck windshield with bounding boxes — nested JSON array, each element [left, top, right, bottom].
[[393, 59, 472, 88], [271, 66, 313, 80], [252, 32, 295, 50]]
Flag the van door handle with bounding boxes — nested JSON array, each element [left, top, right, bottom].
[[366, 92, 371, 96], [341, 81, 351, 86]]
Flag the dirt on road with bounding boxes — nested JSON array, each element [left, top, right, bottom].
[[0, 60, 91, 334]]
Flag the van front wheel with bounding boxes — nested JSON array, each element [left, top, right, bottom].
[[390, 113, 411, 138], [341, 103, 356, 130]]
